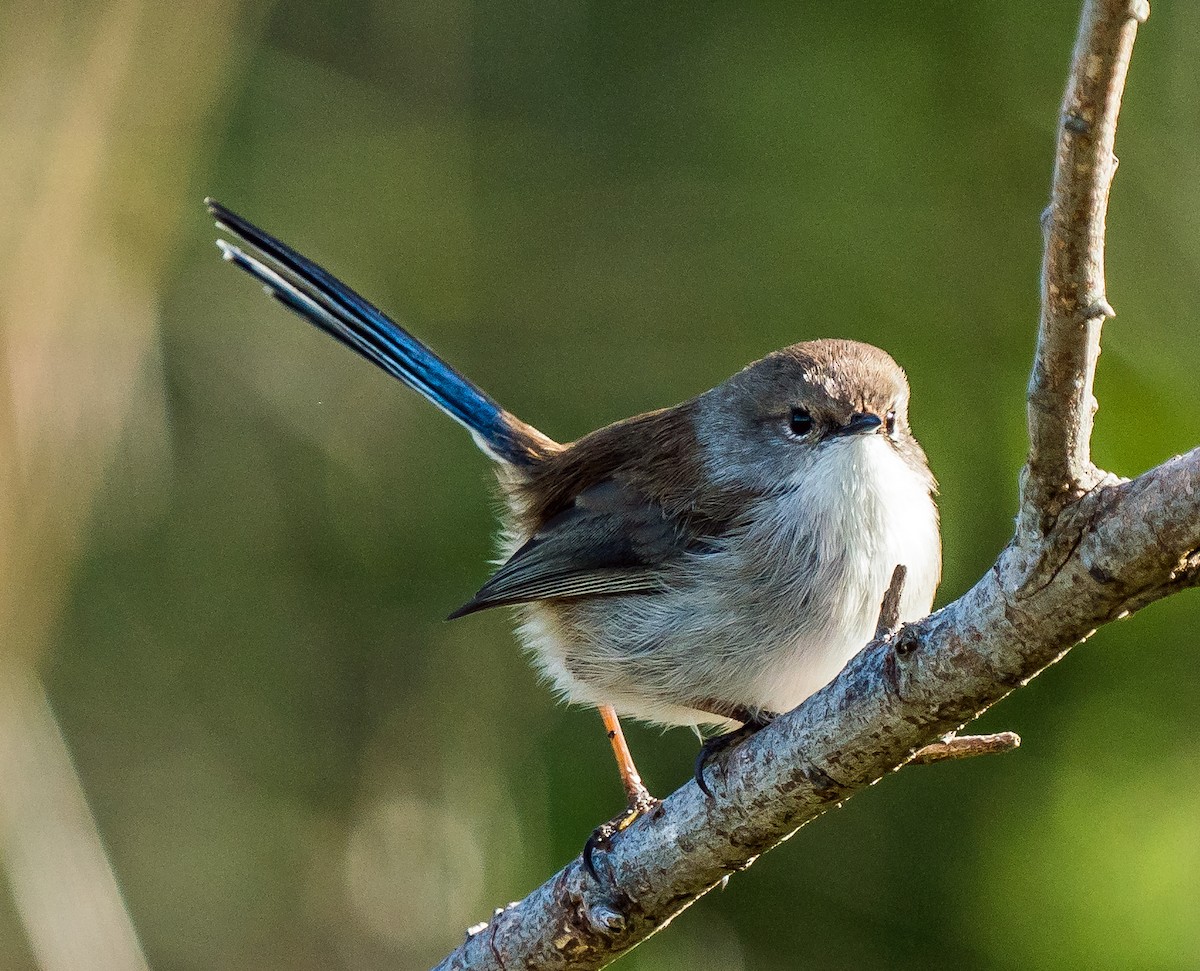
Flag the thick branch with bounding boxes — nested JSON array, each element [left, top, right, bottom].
[[437, 448, 1197, 971], [1021, 0, 1147, 524]]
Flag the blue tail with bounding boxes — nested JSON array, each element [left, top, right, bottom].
[[207, 199, 555, 467]]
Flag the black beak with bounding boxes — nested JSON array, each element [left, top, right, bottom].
[[840, 412, 883, 436]]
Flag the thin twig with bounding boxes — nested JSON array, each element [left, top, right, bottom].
[[910, 732, 1022, 765], [874, 564, 908, 639], [1021, 0, 1147, 525]]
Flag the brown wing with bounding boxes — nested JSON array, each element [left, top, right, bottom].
[[448, 479, 692, 617], [449, 399, 754, 617]]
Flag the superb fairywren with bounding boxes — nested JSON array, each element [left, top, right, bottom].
[[207, 199, 941, 872]]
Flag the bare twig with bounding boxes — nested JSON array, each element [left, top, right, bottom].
[[431, 3, 1182, 969], [1021, 0, 1148, 525], [874, 564, 908, 639], [910, 732, 1022, 765]]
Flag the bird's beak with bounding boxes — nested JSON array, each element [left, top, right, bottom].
[[840, 412, 883, 436]]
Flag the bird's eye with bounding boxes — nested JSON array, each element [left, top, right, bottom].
[[788, 407, 814, 437], [885, 410, 897, 436]]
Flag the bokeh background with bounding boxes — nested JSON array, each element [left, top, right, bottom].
[[2, 1, 1198, 968]]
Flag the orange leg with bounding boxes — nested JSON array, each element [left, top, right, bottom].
[[598, 703, 651, 806], [584, 704, 660, 879]]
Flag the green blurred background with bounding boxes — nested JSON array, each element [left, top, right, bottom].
[[1, 1, 1198, 968]]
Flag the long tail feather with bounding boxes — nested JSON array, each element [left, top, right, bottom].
[[206, 198, 556, 466]]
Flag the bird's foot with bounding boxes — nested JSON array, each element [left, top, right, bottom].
[[583, 786, 661, 881], [694, 712, 777, 798]]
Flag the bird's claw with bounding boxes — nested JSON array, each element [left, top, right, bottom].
[[583, 790, 660, 881], [694, 714, 777, 798]]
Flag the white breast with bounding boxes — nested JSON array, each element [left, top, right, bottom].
[[513, 435, 940, 728], [735, 434, 941, 714]]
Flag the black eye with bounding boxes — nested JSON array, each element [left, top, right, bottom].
[[788, 407, 814, 437], [885, 410, 897, 436]]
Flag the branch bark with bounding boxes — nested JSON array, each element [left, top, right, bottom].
[[433, 3, 1187, 968], [1020, 0, 1149, 525], [910, 732, 1021, 765]]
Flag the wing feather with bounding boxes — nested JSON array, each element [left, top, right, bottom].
[[449, 479, 688, 617]]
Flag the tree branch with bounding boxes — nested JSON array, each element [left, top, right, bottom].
[[1021, 0, 1149, 525], [437, 449, 1197, 971], [910, 732, 1021, 765], [432, 3, 1181, 968]]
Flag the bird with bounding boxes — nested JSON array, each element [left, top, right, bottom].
[[205, 198, 941, 876]]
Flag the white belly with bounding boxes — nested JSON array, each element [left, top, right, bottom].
[[516, 435, 940, 728]]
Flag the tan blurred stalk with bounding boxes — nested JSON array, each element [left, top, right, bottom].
[[0, 0, 244, 965], [0, 673, 150, 971]]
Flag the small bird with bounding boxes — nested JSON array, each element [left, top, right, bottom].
[[206, 199, 941, 873]]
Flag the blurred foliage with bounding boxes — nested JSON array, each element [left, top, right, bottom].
[[2, 0, 1198, 968]]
